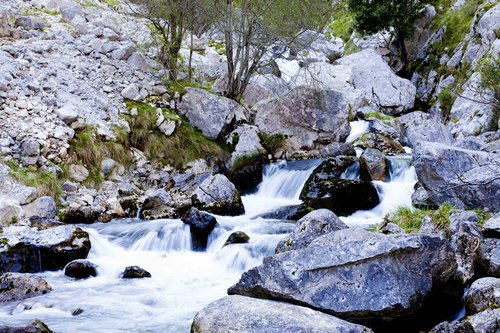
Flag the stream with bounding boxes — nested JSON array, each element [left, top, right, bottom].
[[0, 156, 417, 332]]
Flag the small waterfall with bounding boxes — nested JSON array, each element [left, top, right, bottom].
[[341, 161, 361, 180]]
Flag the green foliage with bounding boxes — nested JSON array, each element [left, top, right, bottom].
[[329, 1, 355, 42], [431, 1, 480, 55], [125, 101, 228, 168], [437, 88, 455, 119], [99, 0, 121, 10], [364, 111, 393, 121], [5, 160, 62, 199], [230, 153, 263, 172], [474, 209, 492, 225], [388, 203, 455, 233], [478, 55, 500, 111], [261, 133, 286, 156]]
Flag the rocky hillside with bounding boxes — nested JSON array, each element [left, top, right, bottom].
[[0, 0, 499, 331]]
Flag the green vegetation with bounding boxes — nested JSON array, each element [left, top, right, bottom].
[[99, 0, 121, 10], [230, 153, 264, 172], [364, 111, 394, 122], [430, 0, 480, 55], [5, 160, 62, 199], [478, 54, 500, 111], [125, 101, 228, 168], [329, 2, 354, 42], [388, 203, 454, 233], [437, 88, 455, 120], [261, 133, 286, 156]]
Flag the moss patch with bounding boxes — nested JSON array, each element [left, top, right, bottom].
[[387, 203, 455, 233], [5, 160, 62, 199], [328, 2, 355, 42]]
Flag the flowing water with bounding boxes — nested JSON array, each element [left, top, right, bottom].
[[0, 156, 416, 332]]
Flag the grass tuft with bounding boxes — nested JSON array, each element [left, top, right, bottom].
[[5, 160, 62, 199]]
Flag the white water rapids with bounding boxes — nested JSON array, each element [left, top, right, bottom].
[[0, 156, 417, 332]]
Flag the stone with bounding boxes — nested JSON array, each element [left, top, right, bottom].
[[178, 88, 247, 140], [102, 28, 120, 41], [0, 11, 11, 37], [127, 52, 150, 72], [20, 140, 40, 165], [0, 198, 24, 225], [254, 86, 351, 149], [356, 132, 406, 154], [483, 213, 500, 238], [229, 228, 462, 328], [192, 174, 244, 216], [22, 196, 57, 219], [181, 208, 218, 251], [158, 119, 176, 136], [413, 142, 500, 211], [191, 295, 374, 333], [401, 118, 454, 148], [255, 204, 312, 221], [58, 206, 100, 224], [56, 104, 79, 125], [336, 49, 416, 115], [477, 238, 500, 277], [121, 266, 151, 279], [60, 2, 84, 23], [0, 320, 53, 333], [379, 222, 404, 235], [0, 273, 52, 302], [430, 308, 500, 333], [466, 277, 500, 315], [360, 148, 387, 181], [121, 83, 143, 102], [68, 164, 89, 182], [224, 231, 250, 247], [64, 259, 98, 279], [101, 158, 116, 175], [14, 17, 44, 30], [319, 142, 357, 157], [139, 188, 176, 220], [276, 209, 348, 253], [411, 185, 437, 209], [0, 225, 91, 273], [227, 125, 265, 165]]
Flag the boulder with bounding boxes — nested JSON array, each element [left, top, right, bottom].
[[0, 273, 52, 302], [64, 259, 97, 279], [255, 204, 311, 221], [319, 142, 357, 157], [301, 179, 379, 216], [430, 309, 500, 333], [139, 188, 176, 220], [60, 2, 84, 23], [0, 198, 24, 225], [401, 118, 454, 148], [56, 104, 79, 125], [59, 206, 100, 224], [178, 88, 247, 140], [413, 142, 500, 211], [191, 174, 244, 216], [127, 52, 150, 72], [336, 49, 416, 115], [483, 213, 500, 238], [14, 17, 44, 30], [276, 209, 348, 253], [223, 231, 250, 247], [378, 222, 404, 235], [466, 277, 500, 315], [229, 228, 462, 329], [227, 125, 265, 165], [227, 154, 265, 194], [360, 148, 387, 181], [356, 132, 406, 154], [241, 74, 290, 108], [181, 208, 218, 251], [0, 320, 53, 333], [121, 266, 151, 279], [411, 185, 437, 209], [191, 295, 374, 333], [121, 83, 145, 102], [477, 238, 500, 277], [22, 196, 57, 219], [254, 86, 351, 149], [0, 225, 91, 273]]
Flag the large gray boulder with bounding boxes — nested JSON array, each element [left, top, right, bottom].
[[191, 174, 244, 216], [227, 124, 265, 165], [336, 49, 416, 115], [229, 228, 462, 326], [60, 2, 84, 23], [413, 142, 500, 211], [22, 196, 57, 219], [276, 209, 348, 253], [400, 118, 454, 148], [191, 295, 374, 333], [483, 213, 500, 238], [254, 86, 351, 149], [0, 198, 24, 225], [0, 273, 52, 302], [359, 148, 387, 181], [477, 238, 500, 277], [430, 308, 500, 333], [0, 225, 91, 273], [466, 277, 500, 315], [0, 320, 53, 333], [139, 188, 176, 220], [178, 88, 247, 140]]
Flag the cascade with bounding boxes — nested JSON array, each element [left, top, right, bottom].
[[0, 155, 416, 332]]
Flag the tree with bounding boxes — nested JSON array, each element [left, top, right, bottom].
[[212, 0, 332, 101], [348, 0, 424, 75], [126, 0, 211, 81]]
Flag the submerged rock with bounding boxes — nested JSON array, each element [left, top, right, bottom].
[[64, 260, 98, 279], [0, 273, 52, 302], [223, 232, 250, 247], [0, 320, 53, 333], [191, 295, 374, 333], [121, 266, 151, 279], [0, 225, 91, 273], [181, 208, 218, 251], [191, 174, 244, 216], [255, 204, 311, 221], [275, 209, 348, 253], [229, 228, 462, 329]]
